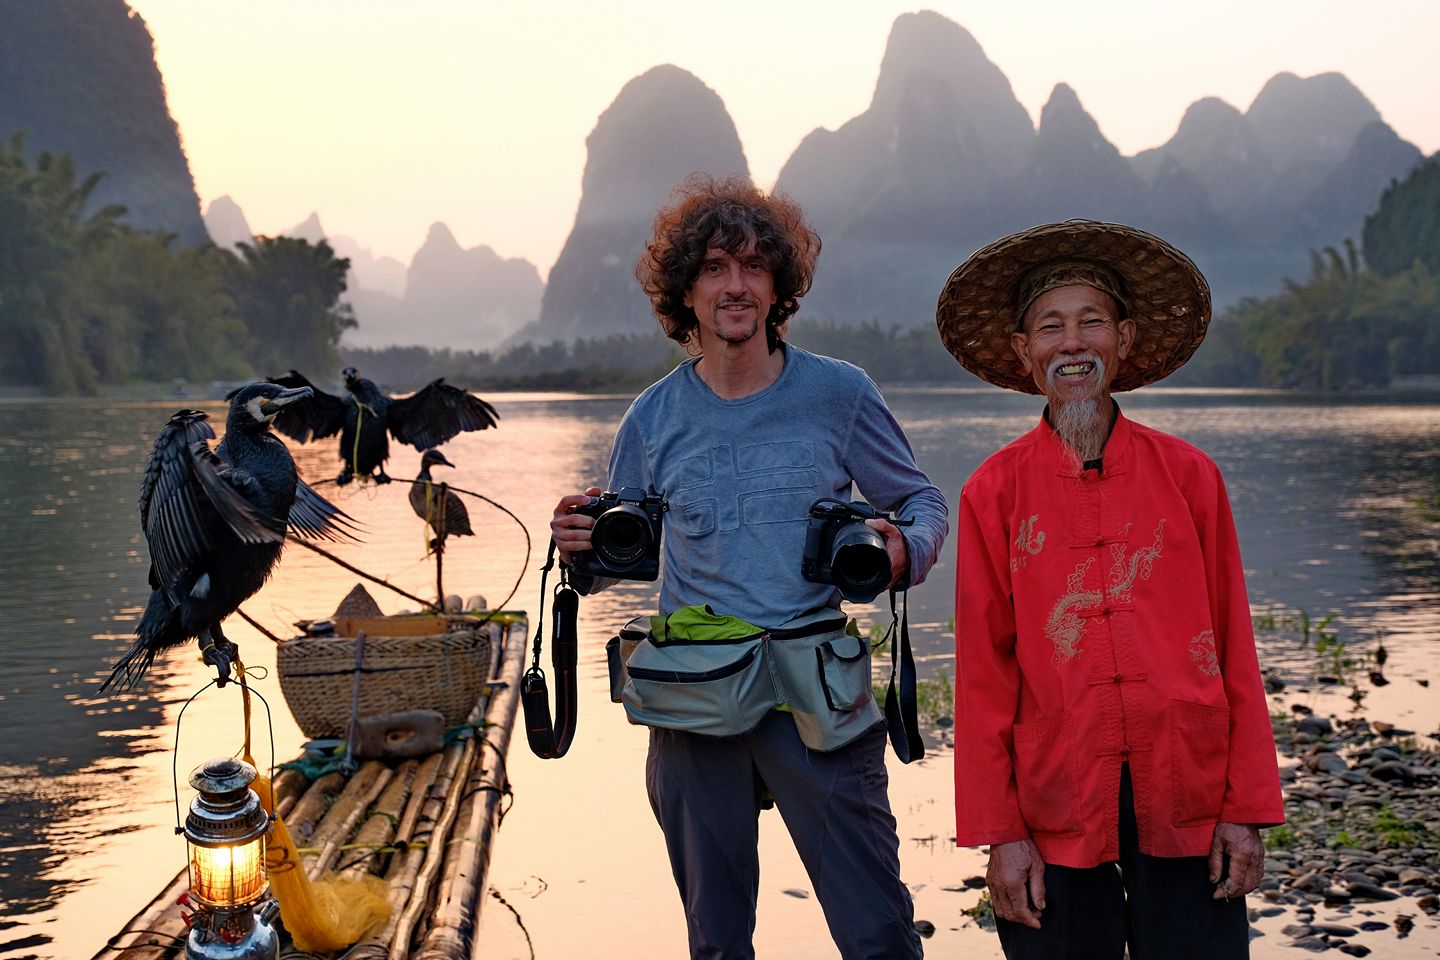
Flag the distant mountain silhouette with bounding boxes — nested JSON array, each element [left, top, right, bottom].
[[765, 12, 1424, 325], [517, 64, 749, 344], [388, 222, 544, 349], [775, 13, 1042, 325], [0, 0, 208, 244], [203, 195, 254, 251], [282, 211, 328, 245], [329, 234, 406, 297], [246, 207, 545, 350]]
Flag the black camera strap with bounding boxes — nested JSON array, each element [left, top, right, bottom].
[[882, 588, 924, 763], [522, 540, 578, 759]]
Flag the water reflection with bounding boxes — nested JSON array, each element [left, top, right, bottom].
[[0, 390, 1437, 959]]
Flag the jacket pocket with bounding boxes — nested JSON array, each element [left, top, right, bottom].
[[815, 633, 872, 712], [1012, 712, 1082, 836], [1169, 698, 1231, 826]]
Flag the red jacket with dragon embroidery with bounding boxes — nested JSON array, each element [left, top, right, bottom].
[[954, 411, 1283, 867]]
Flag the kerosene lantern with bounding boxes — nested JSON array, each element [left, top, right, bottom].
[[181, 757, 278, 960]]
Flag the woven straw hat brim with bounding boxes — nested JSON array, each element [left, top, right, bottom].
[[935, 220, 1211, 394]]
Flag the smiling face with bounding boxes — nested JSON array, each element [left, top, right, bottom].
[[683, 239, 778, 354], [1011, 284, 1136, 405]]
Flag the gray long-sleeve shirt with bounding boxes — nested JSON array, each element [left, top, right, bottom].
[[589, 344, 948, 626]]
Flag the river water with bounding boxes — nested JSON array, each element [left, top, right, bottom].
[[0, 388, 1436, 958]]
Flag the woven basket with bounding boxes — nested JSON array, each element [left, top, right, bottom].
[[277, 618, 496, 739]]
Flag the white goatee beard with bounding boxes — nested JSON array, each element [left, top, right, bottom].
[[1046, 356, 1109, 467]]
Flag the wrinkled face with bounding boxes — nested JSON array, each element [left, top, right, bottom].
[[684, 239, 778, 352], [1010, 284, 1135, 403]]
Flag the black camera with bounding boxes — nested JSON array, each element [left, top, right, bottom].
[[570, 487, 667, 581], [801, 498, 907, 603]]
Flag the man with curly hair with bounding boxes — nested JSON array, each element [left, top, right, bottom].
[[551, 175, 948, 959]]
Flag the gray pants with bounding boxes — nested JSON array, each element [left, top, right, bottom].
[[646, 712, 922, 960]]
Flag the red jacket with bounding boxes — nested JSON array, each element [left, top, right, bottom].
[[954, 412, 1283, 867]]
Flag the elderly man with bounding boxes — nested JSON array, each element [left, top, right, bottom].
[[936, 221, 1283, 959], [551, 175, 948, 959]]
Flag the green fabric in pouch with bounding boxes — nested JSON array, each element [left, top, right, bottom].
[[650, 604, 762, 644]]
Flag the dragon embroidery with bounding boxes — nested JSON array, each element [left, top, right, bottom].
[[1188, 629, 1220, 676], [1044, 520, 1167, 666]]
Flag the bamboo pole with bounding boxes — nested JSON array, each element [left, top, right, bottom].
[[308, 761, 392, 878], [286, 771, 348, 843], [423, 620, 527, 960], [93, 867, 189, 960], [339, 759, 420, 881], [291, 538, 437, 611], [273, 767, 311, 818], [342, 746, 466, 959], [388, 737, 479, 960]]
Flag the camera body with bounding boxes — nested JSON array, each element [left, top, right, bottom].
[[570, 487, 667, 581], [802, 499, 902, 603]]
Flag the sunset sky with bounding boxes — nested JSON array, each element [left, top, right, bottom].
[[126, 0, 1440, 278]]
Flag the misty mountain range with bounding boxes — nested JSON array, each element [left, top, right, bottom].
[[6, 4, 1426, 351]]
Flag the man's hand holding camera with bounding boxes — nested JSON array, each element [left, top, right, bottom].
[[865, 516, 910, 591], [552, 487, 667, 581], [551, 487, 603, 564]]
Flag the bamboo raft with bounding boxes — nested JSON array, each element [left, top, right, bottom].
[[97, 611, 529, 960]]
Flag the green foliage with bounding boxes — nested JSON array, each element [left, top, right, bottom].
[[1190, 239, 1440, 389], [0, 139, 357, 394], [915, 669, 955, 725], [786, 318, 969, 384], [339, 333, 686, 393], [1266, 824, 1297, 850], [230, 236, 354, 375], [1364, 157, 1440, 277], [961, 890, 995, 928]]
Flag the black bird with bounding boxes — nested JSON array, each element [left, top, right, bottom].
[[409, 448, 474, 551], [267, 367, 499, 485], [103, 383, 358, 691]]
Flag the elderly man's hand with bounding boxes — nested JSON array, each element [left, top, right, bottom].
[[865, 518, 909, 589], [1209, 822, 1264, 900], [550, 487, 603, 562], [986, 838, 1047, 929]]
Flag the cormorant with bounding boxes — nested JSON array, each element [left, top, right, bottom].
[[408, 448, 473, 551], [267, 368, 499, 484], [102, 383, 358, 691]]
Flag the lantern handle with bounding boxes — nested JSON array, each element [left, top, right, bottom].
[[171, 671, 280, 834]]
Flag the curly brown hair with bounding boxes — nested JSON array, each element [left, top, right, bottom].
[[636, 174, 820, 352]]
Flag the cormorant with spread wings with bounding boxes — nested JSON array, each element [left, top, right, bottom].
[[267, 367, 499, 484], [102, 383, 358, 691]]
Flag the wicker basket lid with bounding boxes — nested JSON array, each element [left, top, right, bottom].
[[935, 220, 1212, 394]]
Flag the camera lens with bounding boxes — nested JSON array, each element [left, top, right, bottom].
[[830, 521, 890, 602], [592, 505, 653, 569]]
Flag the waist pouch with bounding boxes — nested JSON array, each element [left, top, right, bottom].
[[615, 605, 881, 752]]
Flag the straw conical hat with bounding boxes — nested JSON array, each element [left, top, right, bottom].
[[935, 220, 1211, 394]]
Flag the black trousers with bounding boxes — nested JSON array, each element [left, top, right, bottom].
[[996, 766, 1249, 960]]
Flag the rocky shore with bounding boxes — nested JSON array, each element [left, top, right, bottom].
[[1255, 711, 1440, 955]]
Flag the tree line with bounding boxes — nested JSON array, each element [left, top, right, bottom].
[[1181, 157, 1440, 390], [4, 134, 1434, 396], [0, 135, 353, 394]]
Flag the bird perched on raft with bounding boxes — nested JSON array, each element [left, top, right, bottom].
[[409, 448, 473, 551], [266, 367, 499, 485], [102, 383, 358, 691]]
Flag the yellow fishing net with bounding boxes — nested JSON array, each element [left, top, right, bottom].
[[238, 664, 391, 952]]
